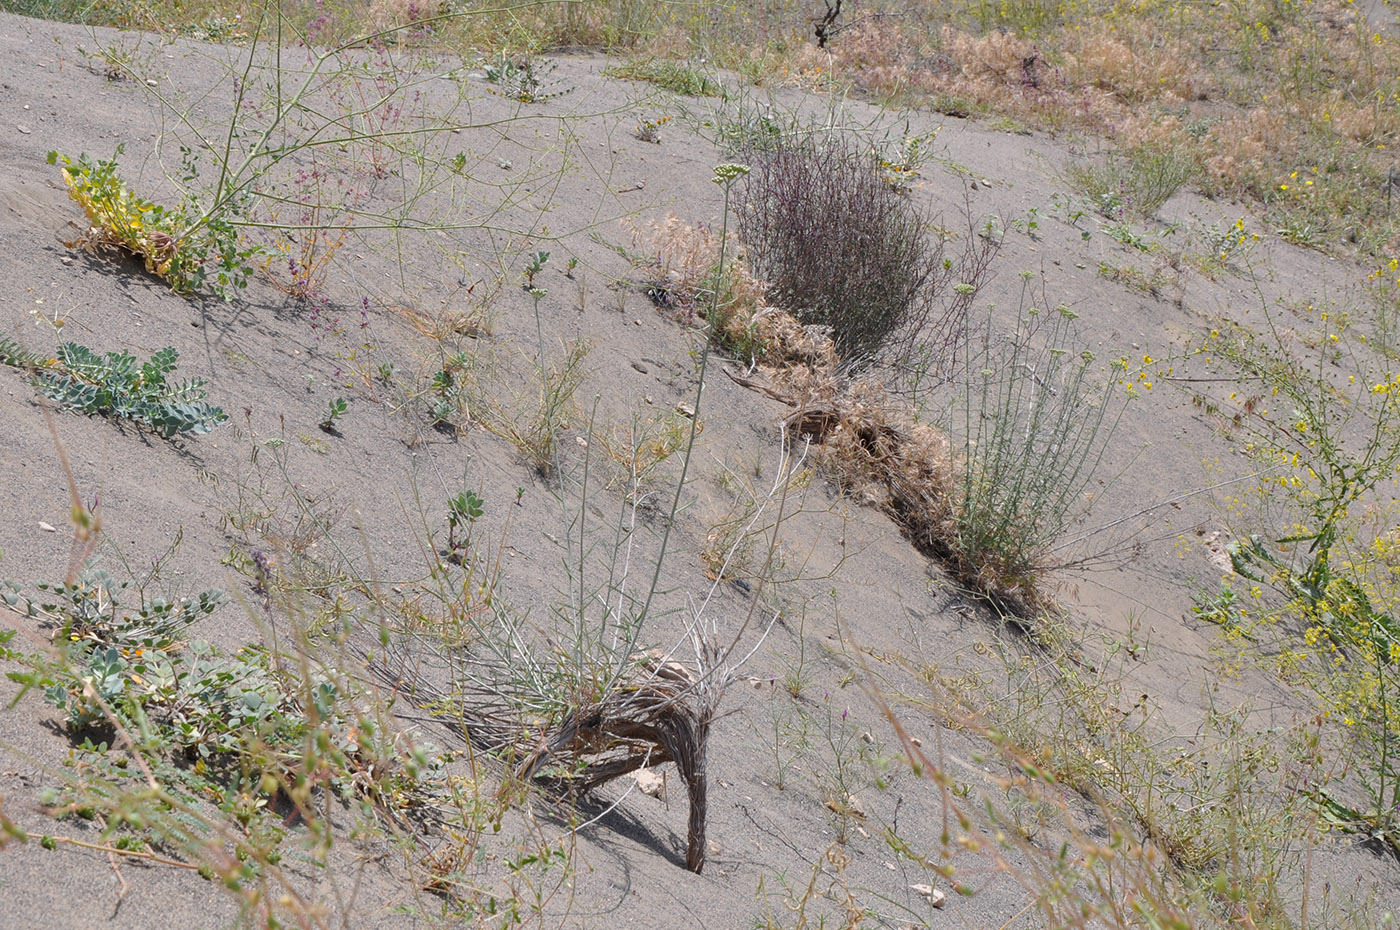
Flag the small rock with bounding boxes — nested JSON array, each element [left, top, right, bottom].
[[910, 884, 947, 908], [860, 731, 874, 744], [631, 361, 649, 374], [17, 125, 32, 134], [675, 403, 695, 418], [628, 767, 665, 800], [38, 521, 57, 533], [910, 737, 922, 748]]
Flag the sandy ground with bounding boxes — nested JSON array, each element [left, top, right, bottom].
[[0, 10, 1397, 928]]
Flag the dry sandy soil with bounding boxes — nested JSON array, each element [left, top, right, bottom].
[[0, 9, 1398, 929]]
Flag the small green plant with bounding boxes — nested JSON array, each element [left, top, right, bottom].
[[1066, 145, 1198, 220], [1197, 216, 1259, 269], [523, 250, 550, 288], [765, 698, 811, 791], [320, 396, 348, 431], [1, 341, 228, 437], [603, 58, 719, 96], [710, 95, 789, 156], [446, 489, 484, 562], [1013, 205, 1041, 238], [48, 148, 254, 299], [1275, 219, 1324, 248], [482, 53, 572, 103], [427, 354, 472, 429], [1102, 221, 1151, 251], [1097, 262, 1172, 297], [873, 125, 939, 194]]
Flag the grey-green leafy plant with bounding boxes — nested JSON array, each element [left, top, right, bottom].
[[0, 337, 47, 368], [7, 342, 228, 437], [429, 354, 471, 429], [523, 250, 550, 288], [2, 567, 225, 728], [951, 281, 1127, 613], [482, 53, 572, 103]]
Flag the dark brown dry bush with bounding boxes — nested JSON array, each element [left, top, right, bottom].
[[736, 134, 957, 371]]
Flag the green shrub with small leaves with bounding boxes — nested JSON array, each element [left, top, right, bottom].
[[953, 287, 1127, 613], [603, 58, 719, 96], [18, 342, 228, 437]]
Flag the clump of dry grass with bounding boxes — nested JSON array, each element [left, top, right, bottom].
[[1063, 23, 1211, 106], [805, 379, 958, 546], [642, 213, 827, 367]]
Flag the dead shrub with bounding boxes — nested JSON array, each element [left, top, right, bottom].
[[736, 134, 957, 371]]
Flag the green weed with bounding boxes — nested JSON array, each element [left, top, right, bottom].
[[0, 341, 228, 437], [604, 58, 720, 96], [49, 148, 255, 299], [950, 278, 1126, 613]]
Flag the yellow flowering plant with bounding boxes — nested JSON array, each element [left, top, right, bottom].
[[1191, 301, 1400, 851]]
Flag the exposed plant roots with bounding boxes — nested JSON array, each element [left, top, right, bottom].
[[517, 656, 711, 873]]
